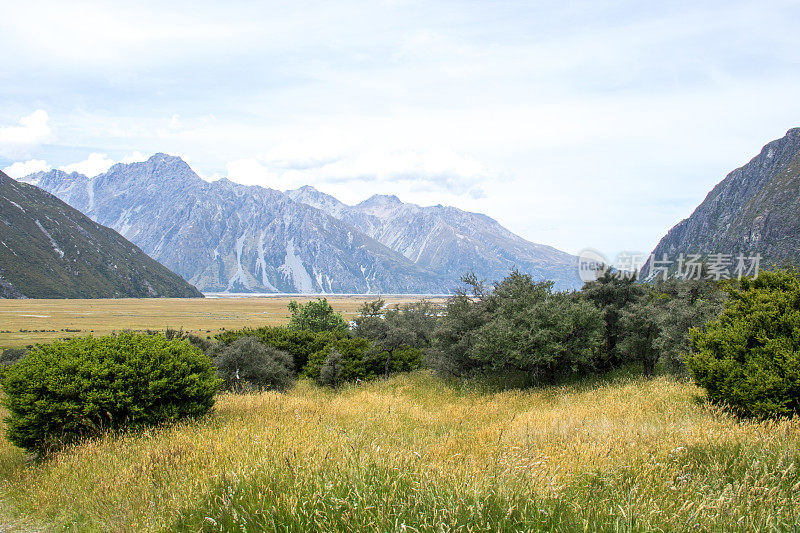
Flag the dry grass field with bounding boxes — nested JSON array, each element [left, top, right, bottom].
[[0, 372, 798, 531], [0, 296, 441, 348]]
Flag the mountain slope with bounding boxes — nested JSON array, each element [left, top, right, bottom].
[[0, 171, 203, 299], [643, 128, 800, 275], [287, 186, 580, 290], [25, 155, 451, 294]]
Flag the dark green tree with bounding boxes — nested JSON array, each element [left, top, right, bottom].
[[353, 299, 437, 379], [688, 269, 800, 418], [582, 271, 646, 369], [212, 337, 295, 392], [287, 298, 348, 334]]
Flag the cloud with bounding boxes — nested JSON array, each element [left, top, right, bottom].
[[2, 159, 51, 179], [0, 110, 51, 157], [59, 153, 115, 177], [119, 151, 148, 164], [225, 158, 276, 186]]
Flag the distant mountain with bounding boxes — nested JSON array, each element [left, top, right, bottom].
[[643, 128, 800, 276], [287, 186, 579, 290], [24, 154, 581, 293], [0, 171, 203, 299]]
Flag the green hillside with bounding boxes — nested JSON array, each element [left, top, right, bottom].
[[0, 171, 203, 299]]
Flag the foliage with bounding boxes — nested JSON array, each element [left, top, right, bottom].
[[582, 271, 646, 369], [353, 299, 436, 379], [287, 298, 348, 334], [212, 337, 295, 392], [688, 269, 800, 418], [1, 333, 220, 455], [0, 347, 28, 367], [304, 337, 371, 383], [431, 271, 604, 384], [216, 326, 341, 374]]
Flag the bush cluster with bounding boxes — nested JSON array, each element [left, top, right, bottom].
[[1, 333, 220, 455], [688, 270, 800, 418]]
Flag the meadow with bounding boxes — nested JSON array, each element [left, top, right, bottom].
[[0, 296, 437, 348], [0, 371, 798, 531]]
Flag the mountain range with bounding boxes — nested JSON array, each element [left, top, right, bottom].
[[22, 155, 581, 294], [0, 170, 203, 299], [644, 127, 800, 276]]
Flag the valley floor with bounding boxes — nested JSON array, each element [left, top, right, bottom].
[[0, 296, 441, 347], [0, 372, 798, 531]]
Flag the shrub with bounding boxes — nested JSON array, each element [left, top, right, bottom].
[[288, 298, 348, 333], [431, 271, 604, 385], [1, 333, 220, 455], [213, 337, 295, 392], [0, 347, 28, 367], [305, 337, 371, 384], [687, 270, 800, 418], [319, 348, 345, 389], [216, 326, 341, 373]]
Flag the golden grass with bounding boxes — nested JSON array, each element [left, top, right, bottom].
[[0, 372, 798, 531], [0, 296, 440, 348]]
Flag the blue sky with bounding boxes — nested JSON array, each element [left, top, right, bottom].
[[2, 0, 799, 260]]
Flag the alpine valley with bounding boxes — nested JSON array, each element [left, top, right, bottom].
[[22, 154, 581, 294]]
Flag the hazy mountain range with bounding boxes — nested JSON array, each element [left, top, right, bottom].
[[644, 127, 800, 276], [0, 170, 202, 299], [23, 155, 581, 294]]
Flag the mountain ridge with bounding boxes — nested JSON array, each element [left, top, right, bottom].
[[0, 170, 203, 299], [24, 154, 582, 293], [643, 127, 800, 277]]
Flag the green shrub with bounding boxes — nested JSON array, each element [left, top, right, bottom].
[[688, 270, 800, 418], [1, 333, 221, 455], [305, 337, 371, 384], [0, 347, 28, 367], [431, 271, 604, 385], [319, 348, 345, 389], [288, 298, 348, 333], [213, 337, 294, 392], [216, 326, 341, 373]]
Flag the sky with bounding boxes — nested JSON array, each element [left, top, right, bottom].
[[2, 0, 799, 261]]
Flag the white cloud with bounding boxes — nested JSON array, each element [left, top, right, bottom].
[[59, 153, 115, 177], [0, 110, 51, 157], [225, 158, 276, 186], [2, 159, 51, 179], [119, 151, 148, 164]]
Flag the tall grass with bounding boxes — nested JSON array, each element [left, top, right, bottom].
[[0, 372, 799, 531]]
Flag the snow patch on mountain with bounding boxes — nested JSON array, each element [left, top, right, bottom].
[[278, 239, 314, 293]]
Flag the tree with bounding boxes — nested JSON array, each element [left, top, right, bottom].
[[473, 274, 604, 384], [650, 278, 725, 376], [687, 269, 800, 418], [287, 298, 348, 334], [583, 271, 647, 369], [212, 337, 295, 392], [432, 270, 603, 385], [618, 294, 663, 377], [429, 274, 493, 378], [354, 299, 437, 379], [319, 348, 345, 389]]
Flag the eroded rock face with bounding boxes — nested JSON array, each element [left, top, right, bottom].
[[644, 128, 800, 275]]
